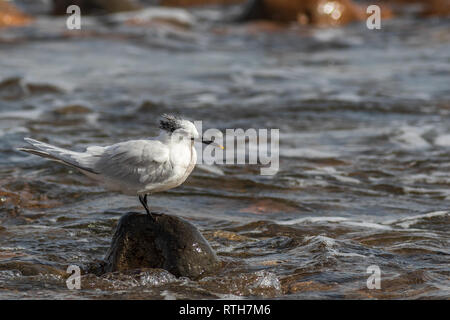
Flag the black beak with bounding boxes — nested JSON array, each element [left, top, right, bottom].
[[192, 138, 224, 149], [202, 139, 213, 145]]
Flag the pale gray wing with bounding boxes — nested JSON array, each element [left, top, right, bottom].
[[93, 139, 172, 187]]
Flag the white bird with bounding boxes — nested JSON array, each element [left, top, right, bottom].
[[18, 114, 223, 220]]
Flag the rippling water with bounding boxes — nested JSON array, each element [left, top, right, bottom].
[[0, 5, 449, 299]]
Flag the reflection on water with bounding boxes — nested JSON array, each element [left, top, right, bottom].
[[0, 4, 449, 299]]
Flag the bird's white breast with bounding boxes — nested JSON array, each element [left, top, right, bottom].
[[142, 140, 196, 193]]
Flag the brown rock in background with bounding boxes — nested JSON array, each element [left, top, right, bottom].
[[52, 0, 140, 15], [49, 0, 448, 20], [162, 0, 384, 26], [385, 0, 450, 17], [161, 0, 243, 6], [258, 0, 365, 25], [422, 0, 450, 17], [0, 0, 32, 28]]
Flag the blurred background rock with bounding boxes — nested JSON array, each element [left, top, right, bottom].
[[2, 0, 448, 27], [0, 0, 32, 27]]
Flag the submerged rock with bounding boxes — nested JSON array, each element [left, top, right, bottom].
[[0, 77, 64, 101], [91, 212, 221, 280], [0, 261, 64, 277], [81, 268, 178, 291]]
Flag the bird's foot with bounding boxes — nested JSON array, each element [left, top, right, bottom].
[[145, 210, 156, 222]]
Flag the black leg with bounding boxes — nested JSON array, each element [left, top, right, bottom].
[[139, 194, 154, 221]]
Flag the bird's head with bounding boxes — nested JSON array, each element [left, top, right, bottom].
[[159, 114, 223, 149]]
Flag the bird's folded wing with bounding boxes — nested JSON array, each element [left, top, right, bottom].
[[93, 140, 172, 185]]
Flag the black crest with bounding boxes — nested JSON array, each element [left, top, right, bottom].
[[159, 114, 182, 132]]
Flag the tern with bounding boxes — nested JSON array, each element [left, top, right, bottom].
[[18, 114, 223, 220]]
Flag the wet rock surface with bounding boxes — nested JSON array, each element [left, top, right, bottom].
[[0, 260, 64, 277], [90, 212, 222, 280]]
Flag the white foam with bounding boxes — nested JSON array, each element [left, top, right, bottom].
[[313, 28, 344, 42], [161, 290, 177, 300], [0, 126, 29, 137], [305, 235, 336, 248], [278, 216, 349, 225], [0, 270, 22, 280], [385, 211, 449, 229], [0, 109, 43, 120], [304, 167, 360, 184], [0, 246, 26, 251], [333, 175, 361, 184], [196, 164, 224, 176], [333, 251, 366, 258], [287, 178, 330, 188], [435, 134, 450, 147], [343, 221, 392, 230], [280, 148, 339, 159], [111, 7, 196, 27], [403, 186, 450, 197], [251, 271, 281, 291], [304, 236, 367, 258], [278, 216, 392, 230], [216, 293, 245, 300], [139, 270, 177, 287], [395, 131, 429, 148], [401, 173, 450, 185], [391, 125, 432, 149]]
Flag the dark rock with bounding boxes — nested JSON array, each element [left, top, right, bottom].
[[239, 0, 367, 25], [52, 0, 140, 15], [161, 0, 370, 26], [160, 0, 243, 7], [0, 77, 63, 101], [420, 0, 450, 17], [92, 212, 221, 280], [388, 0, 450, 17]]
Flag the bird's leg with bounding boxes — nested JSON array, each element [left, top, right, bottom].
[[139, 194, 154, 221]]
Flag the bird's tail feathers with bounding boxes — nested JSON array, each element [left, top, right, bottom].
[[18, 138, 99, 174]]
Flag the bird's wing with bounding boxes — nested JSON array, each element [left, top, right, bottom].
[[93, 139, 172, 187]]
